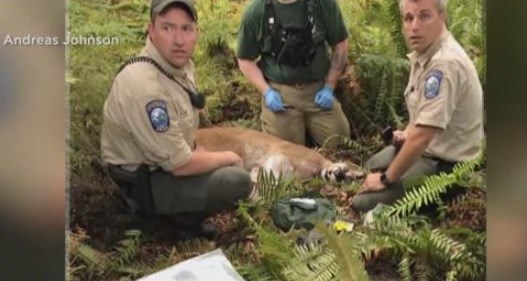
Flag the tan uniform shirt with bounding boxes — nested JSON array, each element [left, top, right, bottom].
[[405, 31, 484, 162], [100, 38, 199, 172]]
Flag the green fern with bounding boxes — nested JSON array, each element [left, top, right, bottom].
[[447, 191, 485, 211], [316, 224, 370, 281], [237, 262, 281, 281], [280, 223, 372, 281], [394, 226, 481, 279], [113, 230, 142, 267], [397, 253, 412, 281], [355, 211, 485, 280], [387, 151, 484, 218], [76, 243, 109, 275], [373, 70, 389, 123], [256, 169, 288, 206], [378, 0, 407, 57], [237, 202, 296, 280], [283, 243, 338, 281], [255, 169, 308, 207], [353, 54, 410, 136]]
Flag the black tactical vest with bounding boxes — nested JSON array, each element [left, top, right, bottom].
[[262, 0, 325, 67]]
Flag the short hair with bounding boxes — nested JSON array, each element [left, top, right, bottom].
[[399, 0, 448, 14]]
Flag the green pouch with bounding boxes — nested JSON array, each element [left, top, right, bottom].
[[272, 197, 337, 231]]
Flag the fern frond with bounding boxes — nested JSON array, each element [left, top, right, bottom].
[[315, 223, 370, 281], [237, 262, 280, 281], [359, 212, 485, 280], [397, 253, 412, 281], [445, 270, 457, 281], [373, 70, 389, 123], [447, 191, 485, 211], [174, 238, 216, 259], [388, 151, 484, 218], [413, 258, 432, 281], [258, 168, 282, 202], [341, 135, 372, 156], [237, 202, 296, 279], [283, 243, 338, 281], [76, 243, 109, 274], [117, 261, 156, 277], [386, 99, 404, 129], [113, 229, 142, 266], [255, 169, 305, 207]]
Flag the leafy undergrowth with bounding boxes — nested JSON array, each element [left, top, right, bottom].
[[69, 146, 486, 281], [69, 0, 485, 280]]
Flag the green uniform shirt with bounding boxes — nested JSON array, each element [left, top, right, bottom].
[[237, 0, 348, 83]]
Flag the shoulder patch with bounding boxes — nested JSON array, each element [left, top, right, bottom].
[[145, 100, 170, 132], [424, 70, 443, 99]]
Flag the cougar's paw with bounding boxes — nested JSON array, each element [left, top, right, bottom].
[[322, 162, 365, 182], [321, 163, 349, 182]]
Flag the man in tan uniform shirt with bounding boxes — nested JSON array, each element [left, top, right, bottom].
[[100, 0, 252, 233], [351, 0, 484, 212]]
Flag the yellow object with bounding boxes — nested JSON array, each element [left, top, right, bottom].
[[333, 220, 354, 232]]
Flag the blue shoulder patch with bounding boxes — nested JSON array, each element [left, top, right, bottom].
[[145, 100, 170, 132], [424, 70, 443, 99]]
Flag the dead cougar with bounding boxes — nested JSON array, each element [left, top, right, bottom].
[[195, 127, 364, 182]]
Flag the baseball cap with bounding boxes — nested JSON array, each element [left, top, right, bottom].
[[150, 0, 197, 22]]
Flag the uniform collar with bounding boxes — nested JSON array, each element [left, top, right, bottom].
[[144, 36, 189, 79], [408, 29, 450, 68]]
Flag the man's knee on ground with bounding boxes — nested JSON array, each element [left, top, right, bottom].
[[351, 194, 377, 213], [309, 122, 349, 148], [215, 166, 252, 200], [364, 145, 397, 171], [351, 183, 405, 212]]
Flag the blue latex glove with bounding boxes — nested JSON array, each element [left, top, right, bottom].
[[264, 87, 285, 112], [314, 85, 334, 109]]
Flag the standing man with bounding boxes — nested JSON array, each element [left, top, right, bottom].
[[237, 0, 351, 146], [100, 0, 252, 235], [351, 0, 484, 212]]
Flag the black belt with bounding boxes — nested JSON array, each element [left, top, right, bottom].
[[107, 164, 155, 214], [424, 156, 458, 173], [425, 155, 457, 165]]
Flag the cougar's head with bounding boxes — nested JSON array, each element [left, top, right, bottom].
[[321, 162, 365, 183]]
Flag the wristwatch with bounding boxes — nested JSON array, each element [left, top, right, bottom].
[[380, 172, 392, 186]]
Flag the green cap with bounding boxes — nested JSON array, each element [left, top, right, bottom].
[[151, 0, 197, 22]]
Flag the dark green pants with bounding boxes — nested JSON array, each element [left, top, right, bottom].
[[351, 146, 446, 212], [150, 166, 252, 222]]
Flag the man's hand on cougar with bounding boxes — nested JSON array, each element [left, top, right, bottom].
[[264, 87, 285, 112], [226, 151, 244, 168]]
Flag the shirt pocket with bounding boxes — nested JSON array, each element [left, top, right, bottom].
[[172, 106, 196, 132]]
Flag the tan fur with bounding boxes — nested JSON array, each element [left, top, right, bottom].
[[196, 127, 360, 181]]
